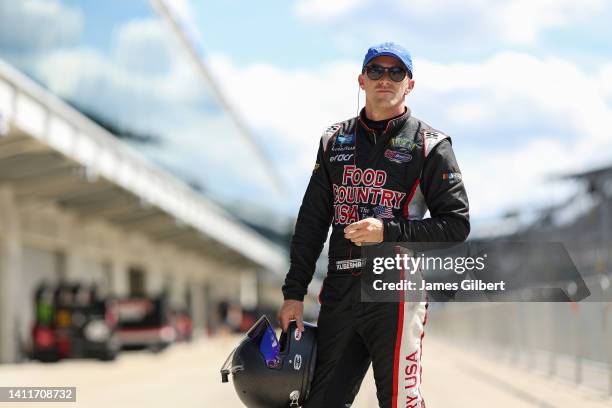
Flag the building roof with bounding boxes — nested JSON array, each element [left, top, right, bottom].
[[0, 58, 287, 274]]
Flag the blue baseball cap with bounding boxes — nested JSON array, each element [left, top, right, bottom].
[[362, 42, 413, 77]]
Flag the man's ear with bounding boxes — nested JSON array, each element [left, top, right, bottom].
[[358, 74, 365, 89], [404, 79, 415, 95]]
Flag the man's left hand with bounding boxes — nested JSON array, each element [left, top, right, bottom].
[[344, 218, 383, 246]]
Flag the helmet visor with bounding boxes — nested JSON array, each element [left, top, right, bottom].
[[259, 324, 280, 368], [246, 316, 280, 368]]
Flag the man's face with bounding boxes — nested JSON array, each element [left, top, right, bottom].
[[358, 55, 415, 110]]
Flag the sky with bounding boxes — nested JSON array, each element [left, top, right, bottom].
[[0, 0, 281, 206], [187, 0, 612, 223], [1, 0, 612, 228]]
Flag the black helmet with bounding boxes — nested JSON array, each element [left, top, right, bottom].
[[221, 315, 317, 407]]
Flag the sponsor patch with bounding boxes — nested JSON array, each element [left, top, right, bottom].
[[335, 133, 355, 146], [423, 130, 444, 139], [313, 163, 320, 172], [389, 136, 415, 150], [293, 354, 302, 370], [294, 329, 302, 341], [336, 258, 367, 270], [332, 166, 406, 224], [330, 153, 354, 163], [442, 171, 462, 183], [324, 124, 341, 137], [331, 144, 355, 152], [384, 149, 412, 163], [373, 206, 394, 219]]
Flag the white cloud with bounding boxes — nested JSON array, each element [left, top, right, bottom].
[[600, 64, 612, 101], [494, 0, 603, 44], [460, 138, 577, 218], [207, 54, 361, 175], [0, 0, 83, 51], [414, 53, 612, 216], [35, 46, 201, 113], [30, 22, 277, 201], [295, 0, 606, 46], [34, 17, 226, 122], [207, 51, 612, 218], [400, 0, 604, 44], [112, 18, 175, 75], [159, 0, 194, 24], [415, 52, 612, 145], [294, 0, 367, 21], [414, 52, 612, 138], [151, 0, 205, 55]]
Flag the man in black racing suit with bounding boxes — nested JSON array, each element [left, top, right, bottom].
[[278, 42, 470, 408]]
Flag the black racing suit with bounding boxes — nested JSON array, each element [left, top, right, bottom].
[[282, 107, 470, 408]]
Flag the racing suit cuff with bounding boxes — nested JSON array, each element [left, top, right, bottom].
[[382, 218, 401, 242], [283, 292, 305, 302], [282, 277, 307, 302]]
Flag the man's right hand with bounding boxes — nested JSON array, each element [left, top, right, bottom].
[[277, 299, 304, 333]]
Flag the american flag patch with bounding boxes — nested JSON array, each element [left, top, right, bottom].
[[442, 172, 462, 182], [374, 206, 394, 219]]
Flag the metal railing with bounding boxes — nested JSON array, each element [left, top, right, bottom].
[[427, 272, 612, 396]]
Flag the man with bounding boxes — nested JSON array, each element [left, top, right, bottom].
[[278, 42, 470, 408]]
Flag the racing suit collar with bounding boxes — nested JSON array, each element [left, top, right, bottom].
[[358, 106, 411, 135]]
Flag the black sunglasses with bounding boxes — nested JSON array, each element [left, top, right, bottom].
[[364, 64, 410, 82]]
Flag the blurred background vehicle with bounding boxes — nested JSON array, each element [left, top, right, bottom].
[[30, 282, 120, 361], [116, 295, 175, 352]]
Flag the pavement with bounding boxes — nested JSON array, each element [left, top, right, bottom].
[[0, 335, 610, 408]]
